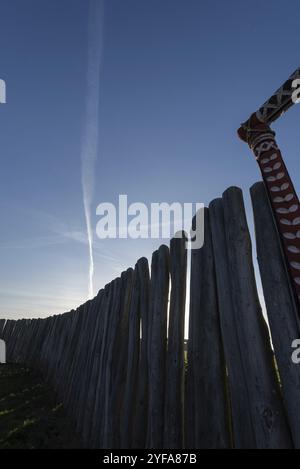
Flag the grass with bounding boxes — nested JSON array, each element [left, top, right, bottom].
[[0, 364, 82, 449]]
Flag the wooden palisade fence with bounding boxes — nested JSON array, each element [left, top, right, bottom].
[[1, 182, 300, 449]]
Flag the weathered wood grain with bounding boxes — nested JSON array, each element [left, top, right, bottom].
[[147, 245, 170, 449], [2, 183, 299, 449], [164, 234, 187, 449], [251, 181, 300, 447], [187, 209, 230, 449], [132, 257, 150, 449]]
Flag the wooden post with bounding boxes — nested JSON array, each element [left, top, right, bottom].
[[223, 186, 292, 448], [102, 277, 124, 448], [251, 181, 300, 447], [109, 269, 134, 448], [186, 209, 230, 449], [132, 257, 150, 449], [147, 245, 170, 449], [164, 235, 187, 449], [210, 196, 255, 448], [210, 187, 292, 448], [120, 266, 141, 448]]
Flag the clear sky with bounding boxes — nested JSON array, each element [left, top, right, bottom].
[[0, 0, 299, 319]]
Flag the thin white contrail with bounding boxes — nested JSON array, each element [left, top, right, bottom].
[[81, 0, 104, 299]]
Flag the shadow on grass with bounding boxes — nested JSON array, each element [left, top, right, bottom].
[[0, 364, 82, 449]]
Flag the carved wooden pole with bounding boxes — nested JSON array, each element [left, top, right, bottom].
[[238, 68, 300, 307]]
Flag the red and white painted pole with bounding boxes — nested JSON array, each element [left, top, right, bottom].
[[238, 68, 300, 306]]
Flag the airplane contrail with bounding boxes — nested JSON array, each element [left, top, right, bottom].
[[81, 0, 104, 299]]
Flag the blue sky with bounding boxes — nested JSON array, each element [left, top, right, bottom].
[[0, 0, 299, 318]]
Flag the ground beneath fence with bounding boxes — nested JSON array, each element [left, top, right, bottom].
[[0, 364, 82, 449]]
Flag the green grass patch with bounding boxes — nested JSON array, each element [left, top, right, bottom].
[[0, 364, 82, 449]]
